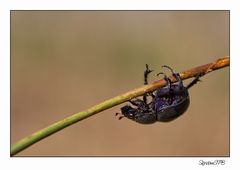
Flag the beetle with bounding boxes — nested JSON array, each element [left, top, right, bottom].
[[115, 64, 200, 124]]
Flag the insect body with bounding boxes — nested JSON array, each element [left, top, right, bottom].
[[116, 64, 200, 124]]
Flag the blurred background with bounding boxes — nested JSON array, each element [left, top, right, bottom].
[[11, 11, 229, 156]]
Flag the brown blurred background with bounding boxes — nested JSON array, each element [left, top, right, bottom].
[[11, 11, 229, 156]]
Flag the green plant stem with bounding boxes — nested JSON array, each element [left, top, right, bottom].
[[11, 56, 230, 156]]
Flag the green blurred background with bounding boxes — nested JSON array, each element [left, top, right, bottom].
[[11, 11, 229, 156]]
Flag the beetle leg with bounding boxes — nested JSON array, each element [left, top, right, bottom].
[[173, 73, 184, 88], [143, 64, 154, 104], [186, 75, 201, 89], [129, 99, 145, 107], [149, 92, 155, 98], [144, 64, 153, 85], [157, 72, 171, 89], [156, 72, 171, 96], [162, 65, 183, 88], [162, 65, 175, 74]]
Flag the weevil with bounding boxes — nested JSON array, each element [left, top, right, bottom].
[[116, 64, 200, 124]]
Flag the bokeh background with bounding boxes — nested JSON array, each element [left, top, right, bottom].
[[11, 11, 229, 156]]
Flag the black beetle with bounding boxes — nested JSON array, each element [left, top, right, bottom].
[[116, 64, 200, 124]]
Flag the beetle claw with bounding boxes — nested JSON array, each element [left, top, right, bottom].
[[162, 65, 175, 74]]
